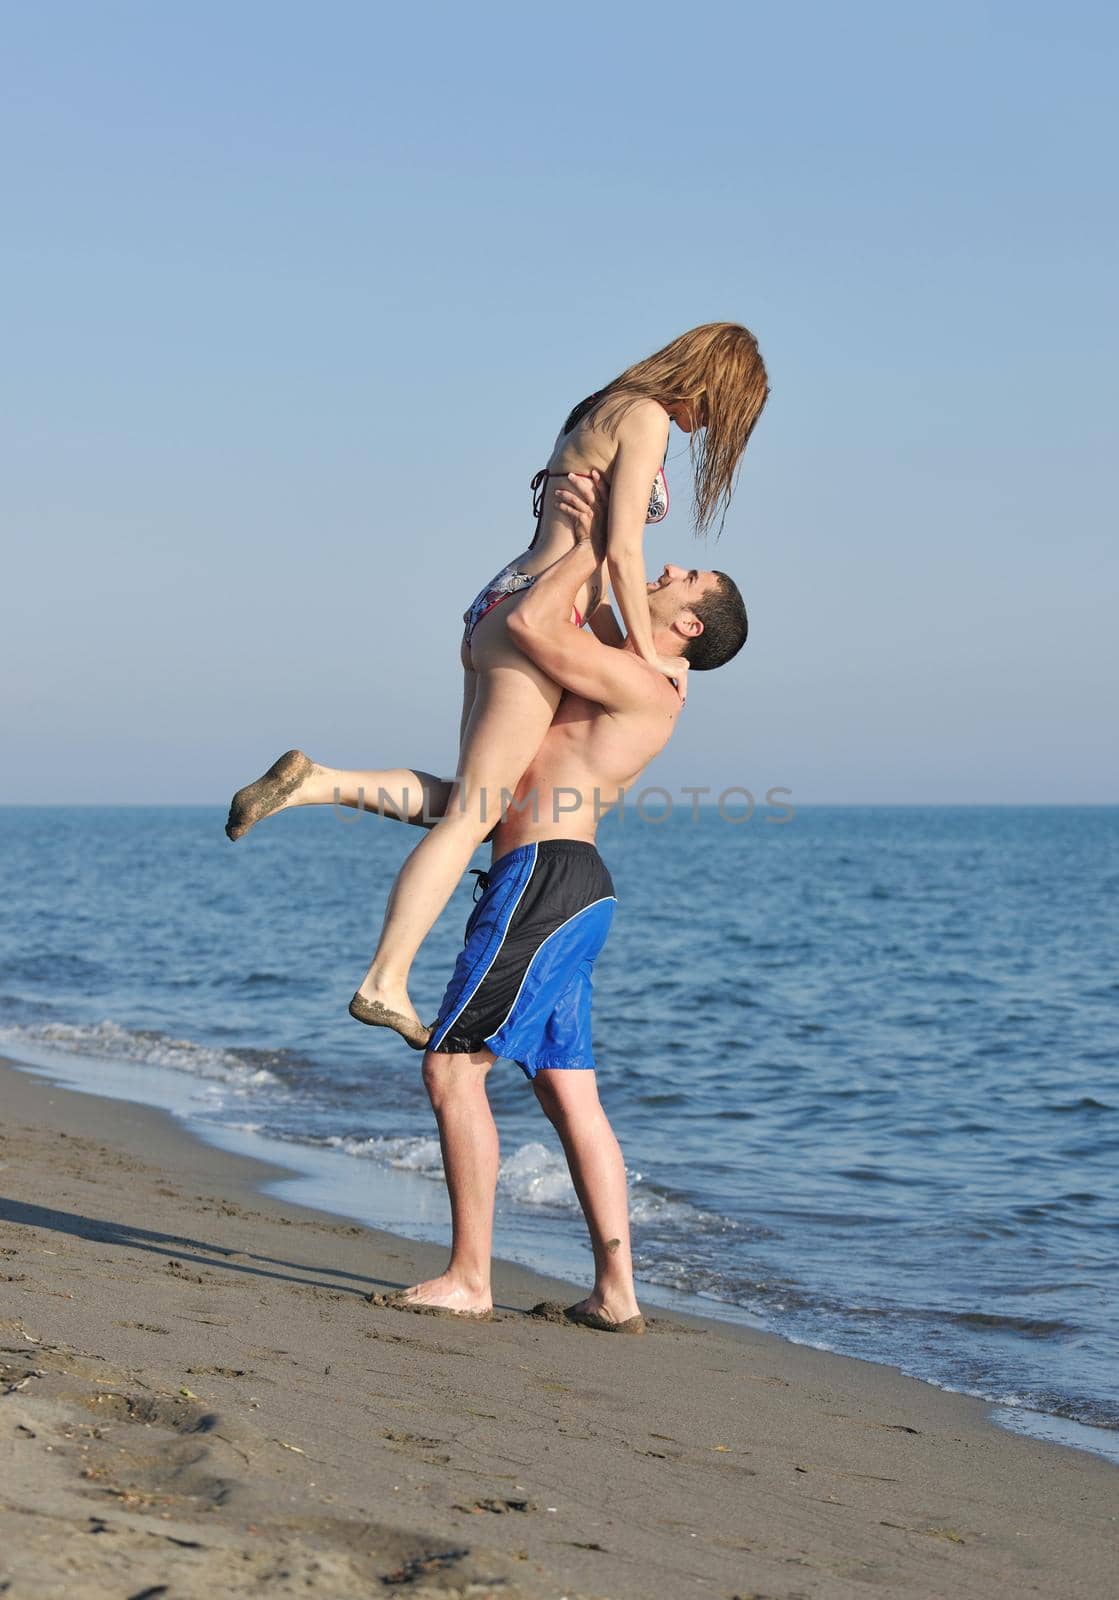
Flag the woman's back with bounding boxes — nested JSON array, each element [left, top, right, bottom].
[[515, 394, 671, 576]]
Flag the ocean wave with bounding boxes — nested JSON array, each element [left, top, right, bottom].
[[312, 1131, 731, 1232], [0, 1012, 741, 1240], [318, 1132, 581, 1208], [497, 1141, 579, 1207], [947, 1383, 1119, 1433], [0, 1018, 280, 1088], [321, 1133, 445, 1176]]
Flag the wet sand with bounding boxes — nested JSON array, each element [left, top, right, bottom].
[[0, 1057, 1114, 1598]]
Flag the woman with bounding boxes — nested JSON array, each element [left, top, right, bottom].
[[230, 322, 768, 1045]]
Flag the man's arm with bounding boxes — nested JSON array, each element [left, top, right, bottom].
[[506, 520, 658, 714]]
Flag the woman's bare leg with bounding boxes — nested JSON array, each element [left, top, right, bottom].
[[226, 652, 478, 843], [353, 617, 562, 1041], [226, 752, 454, 837], [394, 1048, 498, 1315], [458, 649, 479, 757], [532, 1069, 641, 1325], [312, 765, 454, 824]]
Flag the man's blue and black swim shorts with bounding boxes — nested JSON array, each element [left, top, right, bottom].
[[428, 840, 616, 1078]]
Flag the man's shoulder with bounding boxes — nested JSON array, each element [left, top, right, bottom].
[[584, 653, 682, 721], [586, 637, 661, 692]]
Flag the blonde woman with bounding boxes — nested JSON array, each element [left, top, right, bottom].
[[229, 322, 768, 1046]]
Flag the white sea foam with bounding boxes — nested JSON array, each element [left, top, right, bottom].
[[321, 1132, 577, 1204], [498, 1141, 578, 1207], [0, 1019, 279, 1088], [322, 1133, 445, 1176], [316, 1129, 731, 1231], [0, 1018, 724, 1235]]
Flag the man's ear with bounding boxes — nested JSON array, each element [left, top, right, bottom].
[[672, 609, 704, 641]]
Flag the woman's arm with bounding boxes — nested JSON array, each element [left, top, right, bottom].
[[587, 603, 625, 649], [604, 402, 684, 693]]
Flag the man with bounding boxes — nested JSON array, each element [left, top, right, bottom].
[[226, 476, 747, 1332]]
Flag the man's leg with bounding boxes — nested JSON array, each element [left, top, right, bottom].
[[532, 1070, 641, 1325], [397, 1047, 498, 1314]]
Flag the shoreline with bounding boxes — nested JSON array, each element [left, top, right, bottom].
[[4, 1041, 1117, 1467], [1, 1056, 1116, 1598]]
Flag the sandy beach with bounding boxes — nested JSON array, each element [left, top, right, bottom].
[[0, 1057, 1114, 1599]]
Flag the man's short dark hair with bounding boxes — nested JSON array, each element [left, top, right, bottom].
[[683, 571, 748, 670]]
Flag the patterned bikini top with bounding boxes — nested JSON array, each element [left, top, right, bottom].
[[530, 391, 670, 528]]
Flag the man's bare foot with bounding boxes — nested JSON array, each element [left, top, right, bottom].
[[374, 1274, 492, 1318], [348, 988, 432, 1050], [226, 749, 316, 840], [531, 1293, 645, 1335]]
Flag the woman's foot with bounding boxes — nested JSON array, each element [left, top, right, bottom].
[[349, 987, 432, 1050], [226, 749, 316, 840], [375, 1273, 492, 1318]]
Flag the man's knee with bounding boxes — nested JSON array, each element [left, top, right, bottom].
[[422, 1050, 456, 1110], [531, 1072, 559, 1122], [532, 1070, 593, 1128], [422, 1048, 491, 1110]]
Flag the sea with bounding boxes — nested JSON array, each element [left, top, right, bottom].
[[1, 802, 1116, 1464]]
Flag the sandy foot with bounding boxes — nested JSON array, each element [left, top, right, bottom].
[[370, 1277, 493, 1320], [531, 1298, 646, 1335], [348, 991, 432, 1049], [225, 748, 315, 840]]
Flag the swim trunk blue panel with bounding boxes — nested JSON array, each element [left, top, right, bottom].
[[428, 840, 616, 1078]]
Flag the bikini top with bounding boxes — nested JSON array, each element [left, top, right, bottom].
[[530, 391, 670, 528]]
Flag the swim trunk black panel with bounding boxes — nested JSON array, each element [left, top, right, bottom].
[[428, 840, 616, 1077]]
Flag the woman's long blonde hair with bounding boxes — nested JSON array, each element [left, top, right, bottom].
[[567, 322, 769, 536]]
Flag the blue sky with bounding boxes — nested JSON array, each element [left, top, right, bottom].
[[2, 1, 1115, 804]]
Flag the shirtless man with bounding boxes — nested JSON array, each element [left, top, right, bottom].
[[226, 474, 747, 1330]]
